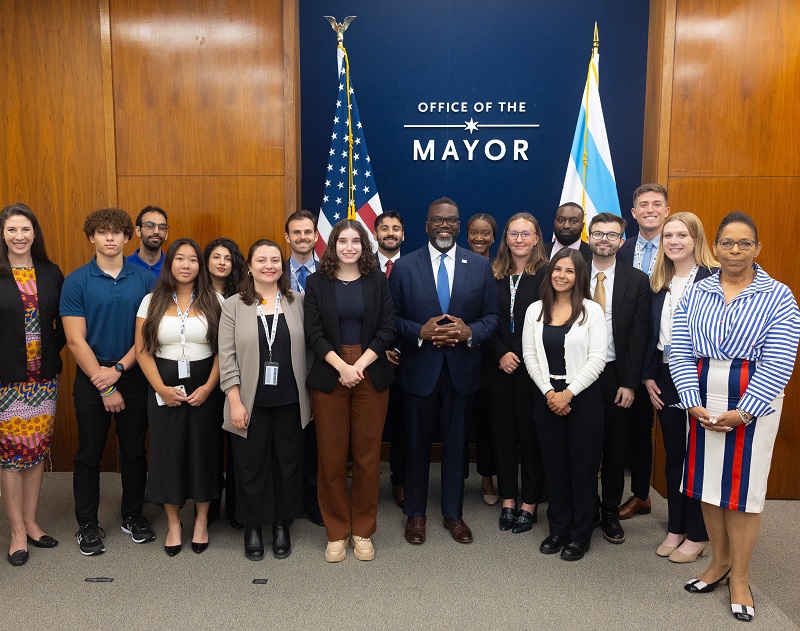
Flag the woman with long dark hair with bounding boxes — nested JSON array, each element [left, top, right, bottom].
[[204, 238, 245, 298], [305, 219, 395, 562], [0, 203, 65, 566], [135, 238, 223, 556], [522, 248, 607, 561]]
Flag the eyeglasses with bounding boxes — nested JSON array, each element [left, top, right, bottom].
[[428, 216, 460, 227], [141, 221, 169, 231], [508, 231, 535, 240], [555, 217, 582, 226], [716, 238, 755, 251], [589, 231, 621, 241]]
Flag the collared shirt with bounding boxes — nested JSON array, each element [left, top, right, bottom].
[[551, 239, 582, 257], [60, 256, 156, 361], [377, 251, 400, 274], [288, 255, 317, 293], [634, 234, 661, 276], [591, 260, 617, 362], [428, 242, 456, 295], [670, 264, 800, 417], [127, 248, 164, 276]]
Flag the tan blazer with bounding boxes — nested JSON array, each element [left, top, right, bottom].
[[218, 292, 311, 438]]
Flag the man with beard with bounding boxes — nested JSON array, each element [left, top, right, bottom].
[[389, 197, 499, 545], [586, 212, 650, 546], [128, 206, 169, 275], [373, 211, 406, 508], [544, 203, 592, 262]]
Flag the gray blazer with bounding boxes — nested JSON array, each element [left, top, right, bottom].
[[218, 292, 311, 437]]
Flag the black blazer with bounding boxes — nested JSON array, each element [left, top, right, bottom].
[[617, 236, 637, 267], [0, 260, 66, 382], [607, 261, 651, 389], [545, 240, 592, 262], [642, 266, 716, 381], [304, 269, 396, 393]]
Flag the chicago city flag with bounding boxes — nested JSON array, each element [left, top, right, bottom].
[[559, 24, 621, 236], [316, 46, 383, 256]]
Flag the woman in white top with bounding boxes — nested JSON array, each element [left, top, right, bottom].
[[135, 238, 223, 557], [522, 248, 607, 561]]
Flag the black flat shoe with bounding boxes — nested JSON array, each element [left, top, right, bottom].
[[272, 522, 291, 559], [684, 568, 731, 593], [245, 526, 264, 561], [729, 584, 755, 622], [27, 534, 59, 548], [164, 544, 182, 557], [191, 541, 208, 554], [540, 534, 567, 555], [8, 549, 29, 566], [512, 507, 537, 534], [561, 541, 590, 561], [498, 507, 517, 531]]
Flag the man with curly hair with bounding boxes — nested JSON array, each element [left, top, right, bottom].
[[60, 208, 156, 556]]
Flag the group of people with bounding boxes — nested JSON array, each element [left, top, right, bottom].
[[1, 184, 797, 623]]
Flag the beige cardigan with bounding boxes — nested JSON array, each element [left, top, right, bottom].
[[218, 292, 311, 438]]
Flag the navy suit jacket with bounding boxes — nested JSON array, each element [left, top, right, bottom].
[[617, 236, 639, 267], [389, 245, 499, 398]]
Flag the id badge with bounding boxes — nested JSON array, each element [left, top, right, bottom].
[[662, 344, 670, 364], [264, 361, 279, 386], [178, 355, 191, 379]]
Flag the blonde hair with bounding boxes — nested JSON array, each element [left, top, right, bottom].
[[650, 212, 719, 292], [492, 213, 548, 279]]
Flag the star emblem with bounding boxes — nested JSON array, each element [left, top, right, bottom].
[[364, 171, 371, 178], [323, 195, 329, 202], [464, 118, 479, 134], [325, 179, 330, 187], [336, 198, 342, 205], [334, 212, 340, 219]]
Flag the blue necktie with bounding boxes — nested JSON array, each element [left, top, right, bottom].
[[642, 241, 655, 276], [297, 265, 307, 291], [437, 253, 450, 313]]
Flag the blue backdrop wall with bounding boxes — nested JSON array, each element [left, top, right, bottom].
[[300, 1, 650, 253]]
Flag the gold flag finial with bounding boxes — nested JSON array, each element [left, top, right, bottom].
[[324, 16, 356, 47], [593, 22, 599, 54]]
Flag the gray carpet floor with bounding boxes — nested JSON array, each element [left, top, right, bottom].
[[1, 468, 798, 630]]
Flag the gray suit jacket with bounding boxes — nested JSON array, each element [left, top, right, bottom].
[[218, 292, 311, 437]]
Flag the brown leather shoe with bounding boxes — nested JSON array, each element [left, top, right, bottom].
[[618, 495, 652, 520], [404, 516, 427, 544], [443, 518, 473, 544], [392, 484, 405, 508]]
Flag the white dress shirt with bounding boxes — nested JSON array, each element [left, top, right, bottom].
[[591, 260, 617, 362], [428, 242, 456, 295], [377, 251, 400, 274]]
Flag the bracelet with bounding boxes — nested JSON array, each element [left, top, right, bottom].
[[100, 386, 116, 397], [562, 392, 572, 404], [736, 408, 754, 425]]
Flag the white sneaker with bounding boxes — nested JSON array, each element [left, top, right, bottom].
[[350, 535, 374, 561], [325, 539, 347, 562]]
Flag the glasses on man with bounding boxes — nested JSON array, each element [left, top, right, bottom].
[[507, 231, 535, 240], [141, 221, 170, 231], [428, 216, 460, 227], [716, 238, 755, 251], [589, 230, 621, 241]]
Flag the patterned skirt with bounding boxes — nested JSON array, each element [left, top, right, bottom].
[[0, 375, 59, 471], [681, 358, 781, 514]]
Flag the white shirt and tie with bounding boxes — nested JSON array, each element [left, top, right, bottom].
[[591, 261, 617, 362]]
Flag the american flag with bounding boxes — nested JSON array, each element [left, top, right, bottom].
[[315, 46, 382, 256]]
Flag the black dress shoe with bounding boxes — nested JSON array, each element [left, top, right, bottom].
[[561, 541, 590, 561], [8, 549, 29, 566], [164, 544, 182, 557], [230, 519, 244, 530], [27, 534, 59, 548], [191, 541, 208, 554], [244, 526, 264, 561], [512, 507, 537, 534], [498, 507, 517, 531], [600, 510, 625, 544], [272, 521, 291, 559], [305, 501, 324, 527], [540, 534, 567, 555]]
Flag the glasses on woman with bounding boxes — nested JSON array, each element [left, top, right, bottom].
[[507, 231, 535, 240], [589, 230, 621, 241], [428, 216, 460, 227], [716, 238, 755, 251]]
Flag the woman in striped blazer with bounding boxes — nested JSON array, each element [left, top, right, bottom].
[[671, 211, 800, 622]]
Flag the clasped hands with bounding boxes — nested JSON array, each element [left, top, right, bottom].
[[546, 388, 574, 416], [420, 315, 472, 347], [688, 406, 743, 433]]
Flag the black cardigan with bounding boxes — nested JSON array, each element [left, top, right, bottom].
[[0, 260, 66, 382], [304, 270, 396, 393]]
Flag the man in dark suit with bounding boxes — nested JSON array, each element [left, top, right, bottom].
[[586, 212, 651, 545], [616, 184, 671, 520], [373, 211, 406, 507], [544, 202, 593, 262], [389, 197, 499, 545]]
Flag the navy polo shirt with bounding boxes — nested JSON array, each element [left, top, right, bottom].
[[127, 248, 164, 276], [60, 256, 156, 361]]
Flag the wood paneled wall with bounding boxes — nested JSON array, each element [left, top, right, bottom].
[[644, 0, 800, 498], [0, 0, 300, 471]]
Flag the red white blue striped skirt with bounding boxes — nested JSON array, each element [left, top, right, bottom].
[[681, 358, 782, 513]]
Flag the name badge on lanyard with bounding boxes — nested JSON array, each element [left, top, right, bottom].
[[257, 293, 282, 386], [173, 291, 195, 379], [663, 264, 699, 364], [509, 274, 522, 333]]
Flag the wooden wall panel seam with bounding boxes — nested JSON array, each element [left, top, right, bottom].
[[100, 0, 118, 206]]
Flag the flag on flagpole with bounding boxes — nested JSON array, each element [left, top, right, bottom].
[[315, 46, 383, 257], [559, 23, 621, 237]]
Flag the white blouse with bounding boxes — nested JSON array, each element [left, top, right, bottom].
[[137, 293, 222, 361]]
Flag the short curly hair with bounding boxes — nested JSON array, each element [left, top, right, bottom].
[[83, 208, 134, 239]]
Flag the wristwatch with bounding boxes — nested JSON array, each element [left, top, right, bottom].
[[736, 408, 754, 425], [114, 362, 125, 373]]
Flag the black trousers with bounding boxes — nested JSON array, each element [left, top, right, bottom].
[[403, 364, 470, 520], [230, 403, 304, 527], [469, 389, 496, 478], [72, 365, 149, 525], [489, 369, 544, 504], [386, 380, 406, 486], [598, 362, 635, 512], [627, 382, 655, 500], [534, 380, 603, 544]]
